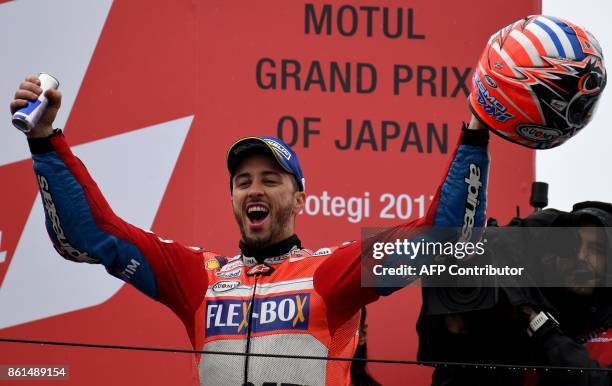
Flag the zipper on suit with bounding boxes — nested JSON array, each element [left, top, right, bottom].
[[243, 274, 258, 384]]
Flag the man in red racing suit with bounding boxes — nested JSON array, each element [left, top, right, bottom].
[[12, 74, 490, 385]]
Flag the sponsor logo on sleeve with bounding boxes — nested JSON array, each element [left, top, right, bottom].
[[37, 175, 97, 263], [460, 163, 482, 243], [118, 259, 141, 281], [205, 293, 310, 337]]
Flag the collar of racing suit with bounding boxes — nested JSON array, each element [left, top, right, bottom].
[[239, 234, 302, 266]]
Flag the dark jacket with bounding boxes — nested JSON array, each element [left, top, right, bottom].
[[419, 204, 612, 386]]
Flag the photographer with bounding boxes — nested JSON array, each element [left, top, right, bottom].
[[419, 202, 612, 386], [524, 201, 612, 386]]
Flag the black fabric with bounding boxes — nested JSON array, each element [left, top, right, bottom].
[[228, 142, 271, 175], [565, 202, 612, 332], [505, 208, 577, 227], [531, 328, 612, 386], [228, 145, 273, 192], [460, 123, 489, 147], [542, 288, 612, 340], [421, 295, 533, 386], [573, 201, 612, 220], [239, 234, 301, 263], [27, 129, 62, 154], [350, 343, 382, 386], [534, 202, 612, 385], [421, 207, 612, 386]]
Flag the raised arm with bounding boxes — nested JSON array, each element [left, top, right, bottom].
[[10, 75, 209, 332], [313, 119, 490, 325]]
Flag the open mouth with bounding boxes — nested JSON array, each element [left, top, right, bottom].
[[246, 205, 270, 225], [570, 267, 596, 286]]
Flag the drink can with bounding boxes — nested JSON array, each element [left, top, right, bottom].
[[12, 73, 60, 133]]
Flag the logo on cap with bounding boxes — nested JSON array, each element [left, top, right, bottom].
[[263, 139, 292, 160]]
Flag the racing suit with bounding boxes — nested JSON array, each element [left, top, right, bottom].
[[29, 126, 489, 386]]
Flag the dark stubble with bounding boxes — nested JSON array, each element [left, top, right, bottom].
[[235, 201, 294, 249]]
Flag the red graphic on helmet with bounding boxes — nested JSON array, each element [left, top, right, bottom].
[[469, 15, 607, 149]]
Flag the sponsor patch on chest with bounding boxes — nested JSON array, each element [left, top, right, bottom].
[[215, 269, 242, 279], [205, 293, 310, 336], [211, 280, 241, 292]]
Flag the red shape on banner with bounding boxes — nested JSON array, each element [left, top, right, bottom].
[[0, 0, 541, 385], [0, 160, 38, 288]]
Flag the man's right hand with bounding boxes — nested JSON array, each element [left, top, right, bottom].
[[9, 74, 62, 138]]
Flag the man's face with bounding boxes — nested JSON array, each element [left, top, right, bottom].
[[560, 224, 608, 296], [231, 154, 305, 248]]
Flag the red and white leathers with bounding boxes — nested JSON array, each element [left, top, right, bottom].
[[29, 127, 489, 385]]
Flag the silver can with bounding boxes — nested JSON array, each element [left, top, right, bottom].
[[12, 73, 60, 133]]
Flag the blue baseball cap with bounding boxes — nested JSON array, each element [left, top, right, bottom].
[[227, 136, 305, 192]]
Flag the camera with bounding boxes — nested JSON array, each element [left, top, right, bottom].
[[417, 182, 578, 362]]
